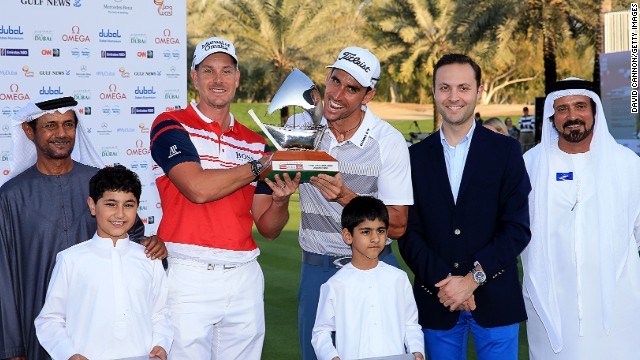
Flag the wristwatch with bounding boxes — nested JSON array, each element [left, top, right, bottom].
[[471, 268, 487, 286], [249, 160, 263, 181]]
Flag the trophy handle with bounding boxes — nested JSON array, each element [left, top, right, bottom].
[[248, 109, 283, 151], [313, 125, 327, 150]]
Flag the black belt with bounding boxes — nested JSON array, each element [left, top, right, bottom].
[[302, 244, 393, 269]]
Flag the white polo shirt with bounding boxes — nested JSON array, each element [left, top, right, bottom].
[[298, 106, 413, 257]]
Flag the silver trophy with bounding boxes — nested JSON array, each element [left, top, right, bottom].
[[248, 68, 338, 182]]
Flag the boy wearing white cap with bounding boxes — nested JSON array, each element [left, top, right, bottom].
[[150, 37, 300, 359], [296, 47, 413, 360]]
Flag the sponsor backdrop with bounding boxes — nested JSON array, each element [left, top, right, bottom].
[[0, 0, 187, 235]]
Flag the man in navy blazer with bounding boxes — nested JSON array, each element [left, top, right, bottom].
[[399, 54, 531, 360]]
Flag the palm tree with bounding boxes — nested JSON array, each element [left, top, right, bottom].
[[192, 0, 368, 124], [366, 0, 457, 131], [453, 0, 597, 94]]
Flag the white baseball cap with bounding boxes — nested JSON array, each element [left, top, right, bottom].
[[191, 37, 238, 70], [326, 46, 380, 88]]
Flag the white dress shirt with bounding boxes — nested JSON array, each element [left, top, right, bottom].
[[312, 262, 424, 360], [439, 121, 476, 203], [35, 234, 172, 360]]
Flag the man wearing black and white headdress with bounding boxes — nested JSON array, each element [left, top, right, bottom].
[[0, 96, 165, 360], [522, 78, 640, 359]]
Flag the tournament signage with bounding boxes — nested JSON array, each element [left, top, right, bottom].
[[0, 0, 187, 234]]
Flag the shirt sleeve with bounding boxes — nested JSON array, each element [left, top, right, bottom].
[[402, 275, 425, 356], [0, 194, 25, 358], [149, 260, 173, 353], [150, 118, 201, 175], [34, 253, 77, 360], [378, 132, 413, 206], [634, 208, 640, 250], [311, 282, 339, 360]]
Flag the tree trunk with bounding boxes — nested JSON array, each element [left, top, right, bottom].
[[543, 27, 557, 94], [594, 0, 612, 96], [389, 81, 398, 103]]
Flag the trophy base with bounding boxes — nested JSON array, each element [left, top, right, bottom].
[[261, 150, 339, 183]]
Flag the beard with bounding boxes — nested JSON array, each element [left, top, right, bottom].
[[554, 119, 594, 143], [38, 137, 74, 159]]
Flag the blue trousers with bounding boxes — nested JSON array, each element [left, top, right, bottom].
[[423, 311, 519, 360], [298, 249, 399, 360]]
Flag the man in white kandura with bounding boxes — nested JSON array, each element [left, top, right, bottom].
[[522, 78, 640, 359]]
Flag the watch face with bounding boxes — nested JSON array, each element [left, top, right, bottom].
[[473, 269, 486, 284]]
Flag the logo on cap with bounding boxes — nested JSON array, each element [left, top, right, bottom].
[[202, 39, 230, 52], [337, 52, 371, 73]]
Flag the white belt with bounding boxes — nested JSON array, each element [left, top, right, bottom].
[[167, 257, 252, 270]]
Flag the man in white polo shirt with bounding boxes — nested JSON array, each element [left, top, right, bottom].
[[296, 46, 413, 360]]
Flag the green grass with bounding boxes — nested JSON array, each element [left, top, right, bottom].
[[248, 115, 530, 359]]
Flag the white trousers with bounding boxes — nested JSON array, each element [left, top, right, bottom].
[[167, 258, 265, 360]]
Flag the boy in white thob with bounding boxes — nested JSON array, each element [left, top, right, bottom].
[[35, 165, 172, 360], [312, 196, 424, 360]]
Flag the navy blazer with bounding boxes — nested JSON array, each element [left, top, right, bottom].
[[399, 125, 531, 330]]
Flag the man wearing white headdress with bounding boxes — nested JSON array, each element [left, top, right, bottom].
[[522, 78, 640, 359], [0, 96, 166, 360]]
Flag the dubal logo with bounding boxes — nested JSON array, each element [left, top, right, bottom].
[[134, 86, 156, 99], [100, 83, 127, 100], [39, 86, 63, 96], [73, 90, 91, 101], [62, 26, 90, 42], [0, 84, 30, 101], [0, 25, 24, 38], [34, 31, 53, 41], [99, 28, 122, 43], [155, 29, 179, 45], [127, 139, 150, 156]]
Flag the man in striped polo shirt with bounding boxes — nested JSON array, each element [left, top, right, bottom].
[[297, 47, 413, 360], [150, 37, 300, 359]]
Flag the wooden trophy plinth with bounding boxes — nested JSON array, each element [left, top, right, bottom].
[[260, 150, 339, 183]]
